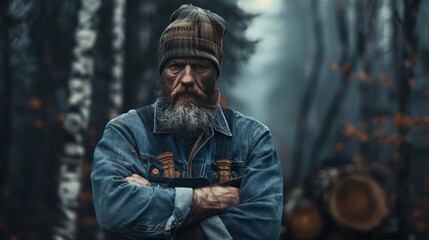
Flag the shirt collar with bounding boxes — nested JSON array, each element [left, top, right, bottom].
[[153, 101, 232, 137]]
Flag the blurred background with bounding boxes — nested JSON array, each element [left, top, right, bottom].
[[1, 0, 429, 239]]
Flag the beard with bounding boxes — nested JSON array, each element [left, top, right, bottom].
[[156, 77, 218, 137]]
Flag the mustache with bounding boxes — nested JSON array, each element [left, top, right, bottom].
[[157, 77, 218, 110], [170, 86, 212, 107], [171, 85, 208, 100]]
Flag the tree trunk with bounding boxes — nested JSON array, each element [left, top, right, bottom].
[[359, 0, 377, 163], [53, 0, 100, 239], [290, 0, 324, 185], [394, 0, 420, 238], [108, 0, 125, 119], [2, 0, 40, 237], [0, 0, 11, 211], [309, 0, 362, 164]]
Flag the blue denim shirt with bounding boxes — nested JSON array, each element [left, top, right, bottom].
[[91, 103, 283, 239]]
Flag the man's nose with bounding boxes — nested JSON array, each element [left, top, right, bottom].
[[180, 64, 195, 86]]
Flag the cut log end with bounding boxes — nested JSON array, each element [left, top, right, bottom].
[[329, 173, 389, 231]]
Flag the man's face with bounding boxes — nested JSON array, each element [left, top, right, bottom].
[[161, 57, 218, 107], [157, 57, 219, 136]]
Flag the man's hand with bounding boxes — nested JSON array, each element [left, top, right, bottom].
[[125, 174, 152, 187], [183, 185, 240, 227], [124, 174, 240, 227]]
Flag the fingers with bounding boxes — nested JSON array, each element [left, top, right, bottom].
[[226, 186, 240, 196], [223, 186, 240, 206], [126, 174, 152, 187]]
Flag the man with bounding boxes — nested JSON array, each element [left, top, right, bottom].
[[91, 4, 283, 240]]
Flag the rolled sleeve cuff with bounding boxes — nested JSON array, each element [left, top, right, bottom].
[[164, 187, 193, 239], [200, 215, 232, 240]]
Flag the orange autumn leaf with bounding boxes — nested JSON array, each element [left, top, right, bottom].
[[369, 162, 392, 174], [393, 112, 414, 127], [358, 70, 368, 80], [356, 131, 369, 142], [352, 155, 364, 165], [34, 119, 44, 129], [83, 163, 92, 175], [372, 117, 387, 126], [340, 63, 351, 75], [80, 216, 97, 226], [411, 209, 424, 219], [403, 117, 414, 126], [335, 142, 344, 151], [57, 113, 65, 122], [343, 124, 357, 137], [405, 58, 419, 68], [379, 72, 392, 86], [29, 97, 42, 109], [386, 135, 407, 146], [371, 128, 387, 138], [347, 72, 355, 82], [331, 62, 338, 71], [416, 221, 428, 232], [418, 117, 429, 125], [418, 116, 429, 126]]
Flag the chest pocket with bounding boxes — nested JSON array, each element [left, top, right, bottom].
[[208, 107, 241, 184], [204, 159, 246, 185], [142, 154, 185, 188], [228, 161, 245, 177]]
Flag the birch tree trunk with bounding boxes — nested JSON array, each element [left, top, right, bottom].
[[53, 0, 100, 239], [109, 0, 126, 119]]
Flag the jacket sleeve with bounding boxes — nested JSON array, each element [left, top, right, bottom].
[[201, 126, 284, 240], [90, 119, 193, 239]]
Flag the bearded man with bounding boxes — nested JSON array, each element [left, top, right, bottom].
[[91, 4, 283, 240]]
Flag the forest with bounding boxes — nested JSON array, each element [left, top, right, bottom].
[[0, 0, 428, 239]]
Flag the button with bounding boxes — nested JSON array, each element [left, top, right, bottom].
[[175, 171, 181, 177], [152, 168, 160, 175]]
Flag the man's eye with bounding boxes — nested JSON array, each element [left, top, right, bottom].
[[168, 64, 183, 71], [194, 64, 209, 71]]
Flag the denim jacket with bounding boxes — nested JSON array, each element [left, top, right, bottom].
[[91, 103, 283, 239]]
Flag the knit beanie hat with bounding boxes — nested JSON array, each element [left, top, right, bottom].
[[158, 4, 227, 76]]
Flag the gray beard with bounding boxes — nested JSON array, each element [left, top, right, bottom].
[[158, 99, 216, 137]]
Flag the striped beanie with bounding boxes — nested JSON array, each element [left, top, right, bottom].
[[158, 4, 227, 76]]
